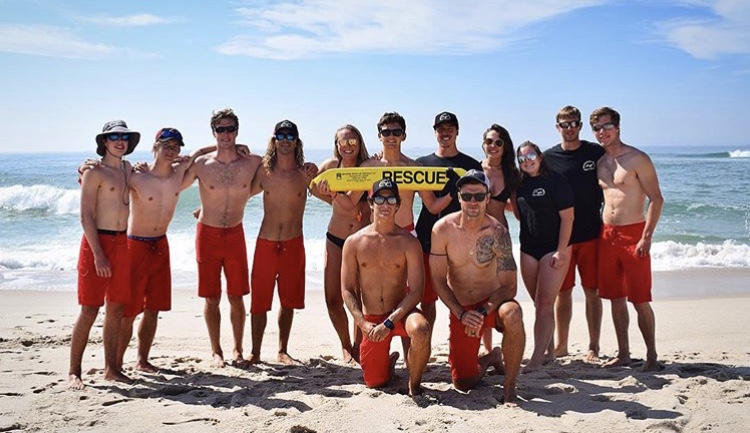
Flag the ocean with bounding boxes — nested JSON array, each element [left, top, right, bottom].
[[1, 145, 749, 293]]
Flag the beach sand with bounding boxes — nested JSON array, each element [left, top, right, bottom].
[[1, 270, 748, 433]]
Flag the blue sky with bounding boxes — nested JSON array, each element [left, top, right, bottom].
[[1, 0, 748, 155]]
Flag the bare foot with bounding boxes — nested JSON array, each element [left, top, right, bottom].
[[543, 353, 556, 365], [502, 388, 519, 406], [211, 353, 226, 368], [68, 374, 85, 390], [136, 361, 159, 373], [342, 348, 358, 365], [489, 347, 504, 374], [278, 352, 301, 365], [104, 368, 134, 384], [408, 383, 423, 397], [643, 357, 662, 372], [603, 356, 631, 368], [248, 354, 262, 365], [554, 346, 569, 357], [585, 349, 600, 363], [521, 362, 543, 374]]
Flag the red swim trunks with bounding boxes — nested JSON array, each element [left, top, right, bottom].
[[359, 313, 411, 387], [124, 235, 171, 318], [561, 238, 599, 291], [420, 252, 439, 303], [250, 236, 306, 314], [598, 221, 652, 303], [448, 300, 500, 382], [77, 231, 131, 307], [196, 223, 250, 298]]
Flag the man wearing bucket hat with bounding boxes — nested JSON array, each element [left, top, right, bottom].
[[69, 120, 140, 389]]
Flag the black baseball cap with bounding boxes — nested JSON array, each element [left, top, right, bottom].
[[433, 111, 459, 129], [456, 169, 490, 189]]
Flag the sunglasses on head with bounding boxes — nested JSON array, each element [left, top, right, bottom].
[[107, 133, 129, 141], [158, 128, 182, 142], [484, 138, 504, 147], [371, 195, 399, 205], [517, 152, 538, 164], [214, 125, 238, 134], [380, 129, 403, 137], [592, 122, 616, 132], [459, 192, 488, 202], [557, 120, 581, 129], [337, 138, 358, 146], [275, 133, 296, 141]]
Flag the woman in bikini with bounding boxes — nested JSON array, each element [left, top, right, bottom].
[[312, 125, 371, 363]]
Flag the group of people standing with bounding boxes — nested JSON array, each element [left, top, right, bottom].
[[69, 105, 663, 406]]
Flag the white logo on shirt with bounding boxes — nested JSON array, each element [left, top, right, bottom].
[[532, 188, 545, 197], [582, 160, 596, 171]]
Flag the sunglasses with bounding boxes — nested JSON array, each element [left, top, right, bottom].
[[371, 195, 399, 205], [484, 138, 504, 147], [557, 120, 581, 129], [214, 125, 238, 134], [337, 138, 358, 146], [107, 133, 129, 141], [380, 129, 404, 137], [275, 133, 297, 141], [517, 152, 539, 164], [158, 128, 183, 142], [592, 122, 616, 132], [459, 192, 488, 202]]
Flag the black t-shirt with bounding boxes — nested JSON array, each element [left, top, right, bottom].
[[516, 171, 575, 250], [415, 152, 482, 252], [543, 140, 605, 244]]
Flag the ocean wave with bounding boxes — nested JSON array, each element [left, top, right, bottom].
[[729, 150, 750, 158], [666, 150, 750, 159], [651, 240, 750, 270], [0, 184, 79, 215]]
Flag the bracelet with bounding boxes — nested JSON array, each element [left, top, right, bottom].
[[459, 310, 467, 322], [476, 305, 488, 317]]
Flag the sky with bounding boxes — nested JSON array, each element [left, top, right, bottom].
[[1, 0, 749, 155]]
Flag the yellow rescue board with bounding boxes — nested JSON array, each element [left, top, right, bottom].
[[310, 167, 466, 191]]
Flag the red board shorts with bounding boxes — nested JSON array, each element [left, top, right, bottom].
[[598, 221, 652, 303], [448, 299, 502, 382], [196, 223, 250, 298], [124, 235, 171, 318], [250, 236, 306, 314], [561, 238, 599, 291], [420, 252, 439, 304], [77, 231, 131, 307], [359, 313, 413, 387]]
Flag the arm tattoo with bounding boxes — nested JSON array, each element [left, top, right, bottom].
[[494, 229, 517, 271]]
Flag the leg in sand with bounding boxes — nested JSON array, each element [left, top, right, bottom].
[[498, 300, 525, 405], [228, 294, 247, 366], [135, 309, 159, 372], [116, 316, 136, 372], [603, 297, 632, 368], [554, 287, 573, 357], [103, 301, 133, 383], [68, 306, 99, 389], [204, 295, 225, 367], [405, 312, 431, 396], [583, 286, 602, 362], [249, 311, 267, 364], [634, 301, 659, 371], [324, 242, 355, 363], [278, 306, 301, 365]]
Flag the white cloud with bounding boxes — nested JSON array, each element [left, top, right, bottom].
[[0, 24, 114, 59], [215, 0, 605, 59], [77, 13, 177, 27], [659, 0, 750, 59]]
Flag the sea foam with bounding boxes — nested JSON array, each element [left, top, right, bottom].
[[0, 185, 79, 214]]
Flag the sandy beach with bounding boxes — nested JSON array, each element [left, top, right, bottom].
[[1, 269, 749, 433]]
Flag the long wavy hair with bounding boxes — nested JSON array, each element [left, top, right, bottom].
[[334, 124, 370, 166], [517, 140, 549, 182], [263, 136, 305, 173], [483, 123, 520, 192]]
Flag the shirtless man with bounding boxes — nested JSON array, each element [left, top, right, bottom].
[[544, 105, 606, 362], [362, 112, 451, 336], [248, 120, 317, 365], [69, 120, 139, 389], [592, 107, 663, 372], [430, 170, 525, 404], [181, 109, 263, 367], [341, 179, 431, 396], [116, 128, 214, 372]]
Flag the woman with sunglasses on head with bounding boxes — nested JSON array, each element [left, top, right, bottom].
[[480, 124, 520, 230], [513, 141, 574, 373], [311, 125, 371, 364]]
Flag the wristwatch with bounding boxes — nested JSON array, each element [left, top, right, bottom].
[[476, 305, 488, 317], [383, 318, 395, 330]]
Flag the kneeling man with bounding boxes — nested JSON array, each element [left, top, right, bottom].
[[430, 169, 525, 404], [341, 178, 431, 396]]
